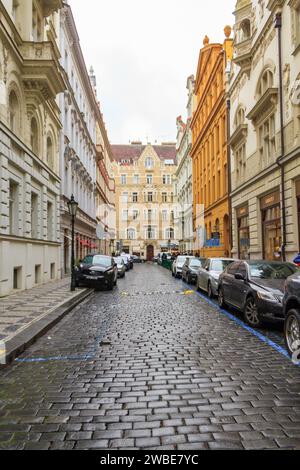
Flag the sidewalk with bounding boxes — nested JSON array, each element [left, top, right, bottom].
[[0, 279, 92, 365]]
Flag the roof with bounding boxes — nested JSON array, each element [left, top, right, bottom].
[[111, 144, 176, 164]]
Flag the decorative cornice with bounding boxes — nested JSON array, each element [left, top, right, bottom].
[[247, 88, 278, 123], [230, 124, 248, 148]]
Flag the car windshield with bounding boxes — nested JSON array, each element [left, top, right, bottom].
[[211, 260, 233, 272], [90, 256, 112, 267], [190, 259, 201, 268], [249, 262, 298, 280], [177, 257, 187, 264]]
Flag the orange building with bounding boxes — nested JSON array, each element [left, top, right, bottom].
[[191, 28, 233, 257]]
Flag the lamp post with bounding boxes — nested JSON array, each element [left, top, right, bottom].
[[67, 195, 78, 292]]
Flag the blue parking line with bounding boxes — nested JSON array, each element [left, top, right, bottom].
[[178, 277, 299, 366]]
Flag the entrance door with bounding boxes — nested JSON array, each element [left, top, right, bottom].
[[147, 245, 154, 261]]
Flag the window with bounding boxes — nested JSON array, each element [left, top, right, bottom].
[[31, 193, 38, 239], [132, 209, 139, 220], [122, 192, 128, 203], [258, 70, 274, 98], [148, 192, 153, 203], [46, 136, 54, 169], [9, 91, 20, 135], [132, 192, 138, 203], [146, 226, 155, 239], [234, 107, 245, 128], [162, 210, 168, 222], [133, 174, 139, 185], [122, 210, 128, 221], [9, 180, 18, 236], [127, 228, 136, 240], [239, 19, 251, 42], [165, 228, 175, 240], [259, 114, 276, 165], [121, 175, 127, 185], [146, 174, 153, 185], [162, 192, 167, 203], [235, 143, 246, 182], [47, 202, 54, 241], [30, 117, 39, 155], [145, 157, 154, 169], [163, 175, 171, 185]]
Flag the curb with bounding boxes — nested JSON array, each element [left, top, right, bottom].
[[1, 288, 93, 367]]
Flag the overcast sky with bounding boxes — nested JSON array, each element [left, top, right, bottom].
[[69, 0, 236, 144]]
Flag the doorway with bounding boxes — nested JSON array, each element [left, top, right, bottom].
[[147, 245, 154, 261]]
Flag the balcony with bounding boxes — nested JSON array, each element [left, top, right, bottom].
[[233, 38, 252, 74], [20, 41, 65, 99], [42, 0, 63, 17]]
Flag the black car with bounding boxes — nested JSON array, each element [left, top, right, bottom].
[[75, 254, 118, 290], [283, 272, 300, 358], [218, 260, 299, 328], [182, 257, 205, 284]]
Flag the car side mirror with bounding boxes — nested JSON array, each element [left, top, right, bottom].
[[235, 273, 245, 281]]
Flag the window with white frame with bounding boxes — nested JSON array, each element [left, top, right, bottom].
[[235, 143, 246, 183], [133, 174, 139, 185], [145, 157, 154, 169], [258, 70, 274, 98], [122, 192, 128, 203], [148, 192, 153, 203], [162, 210, 168, 222], [165, 228, 175, 240], [121, 174, 127, 185], [132, 209, 139, 220], [146, 174, 153, 185], [146, 226, 156, 239], [162, 192, 167, 203], [163, 174, 171, 185], [127, 228, 136, 240], [132, 192, 138, 203], [258, 114, 276, 165], [122, 210, 128, 221]]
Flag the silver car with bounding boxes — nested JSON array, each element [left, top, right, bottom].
[[114, 257, 126, 278], [197, 258, 236, 298], [172, 256, 192, 278]]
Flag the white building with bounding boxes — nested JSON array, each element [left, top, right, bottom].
[[59, 2, 99, 273], [229, 0, 300, 261], [174, 76, 195, 254], [0, 0, 65, 297]]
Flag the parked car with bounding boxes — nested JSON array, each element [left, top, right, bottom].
[[218, 260, 299, 328], [172, 255, 191, 278], [283, 272, 300, 357], [182, 257, 205, 284], [114, 257, 126, 278], [121, 253, 133, 270], [197, 258, 236, 298], [132, 255, 142, 264], [121, 255, 130, 271], [75, 254, 118, 290]]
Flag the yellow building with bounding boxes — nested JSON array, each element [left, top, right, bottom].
[[191, 28, 233, 257], [111, 143, 177, 261]]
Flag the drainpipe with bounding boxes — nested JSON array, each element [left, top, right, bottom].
[[226, 98, 233, 257], [275, 12, 287, 262]]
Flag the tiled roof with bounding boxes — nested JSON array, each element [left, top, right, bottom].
[[111, 144, 176, 163]]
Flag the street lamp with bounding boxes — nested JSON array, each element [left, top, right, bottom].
[[67, 195, 78, 292]]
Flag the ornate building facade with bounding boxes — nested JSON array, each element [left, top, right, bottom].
[[191, 28, 233, 257], [0, 0, 65, 296], [174, 76, 195, 254], [59, 3, 98, 272], [111, 143, 177, 261], [229, 0, 300, 261]]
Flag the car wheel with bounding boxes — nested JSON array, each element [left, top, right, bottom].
[[284, 309, 300, 358], [218, 287, 226, 308], [244, 297, 262, 328], [172, 271, 175, 277], [207, 282, 214, 299]]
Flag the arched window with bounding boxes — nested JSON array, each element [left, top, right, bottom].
[[30, 117, 39, 155], [258, 69, 274, 99], [127, 228, 136, 240], [234, 107, 245, 128], [165, 227, 174, 240], [47, 135, 54, 169], [9, 91, 20, 135], [240, 19, 251, 41]]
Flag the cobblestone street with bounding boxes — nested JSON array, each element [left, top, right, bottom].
[[0, 264, 300, 450]]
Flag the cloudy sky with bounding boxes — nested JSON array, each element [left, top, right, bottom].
[[69, 0, 236, 144]]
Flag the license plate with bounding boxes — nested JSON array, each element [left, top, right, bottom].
[[86, 275, 102, 280]]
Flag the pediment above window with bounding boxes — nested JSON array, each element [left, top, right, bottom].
[[230, 124, 248, 148], [41, 0, 63, 17], [267, 0, 285, 11], [247, 88, 278, 123]]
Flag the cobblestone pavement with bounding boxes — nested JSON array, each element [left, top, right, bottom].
[[0, 264, 300, 450], [0, 278, 87, 342]]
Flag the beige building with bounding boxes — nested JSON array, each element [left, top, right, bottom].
[[111, 143, 177, 261], [229, 0, 300, 261], [0, 0, 65, 297]]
